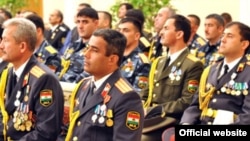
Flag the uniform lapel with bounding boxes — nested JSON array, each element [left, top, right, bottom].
[[207, 63, 221, 87], [78, 70, 121, 118], [5, 56, 37, 114], [0, 61, 8, 73], [216, 59, 244, 89], [158, 49, 189, 81]]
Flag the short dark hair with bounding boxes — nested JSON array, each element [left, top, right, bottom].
[[119, 3, 134, 10], [226, 22, 250, 54], [187, 14, 201, 26], [26, 14, 45, 33], [55, 9, 64, 23], [77, 7, 98, 20], [226, 22, 250, 42], [93, 29, 127, 66], [0, 8, 12, 19], [119, 17, 142, 35], [98, 11, 112, 28], [206, 13, 225, 27], [169, 14, 191, 43], [221, 12, 232, 25], [125, 9, 145, 26]]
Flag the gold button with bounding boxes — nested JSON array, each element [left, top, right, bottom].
[[77, 121, 81, 126], [155, 83, 159, 87], [153, 94, 156, 98], [73, 136, 78, 141], [207, 122, 212, 125], [207, 108, 213, 117], [212, 99, 217, 103]]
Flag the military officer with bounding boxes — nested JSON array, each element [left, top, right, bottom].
[[125, 9, 152, 57], [59, 7, 99, 83], [180, 21, 250, 125], [186, 14, 206, 50], [196, 14, 225, 67], [61, 29, 144, 141], [148, 6, 176, 62], [0, 18, 64, 140], [25, 14, 62, 74], [44, 9, 70, 51], [117, 17, 151, 93], [140, 15, 203, 141]]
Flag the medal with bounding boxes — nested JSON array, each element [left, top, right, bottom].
[[25, 120, 32, 128], [13, 117, 16, 123], [23, 114, 28, 121], [91, 114, 98, 123], [19, 124, 25, 131], [14, 100, 20, 107], [229, 80, 235, 85], [235, 90, 241, 96], [14, 123, 19, 130], [226, 88, 231, 94], [98, 116, 105, 124], [24, 95, 29, 102], [231, 90, 236, 95], [106, 119, 113, 127], [243, 89, 248, 95], [221, 87, 226, 93], [100, 104, 107, 111], [13, 111, 18, 117], [176, 75, 180, 81]]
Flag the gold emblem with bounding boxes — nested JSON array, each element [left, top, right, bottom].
[[106, 119, 114, 127]]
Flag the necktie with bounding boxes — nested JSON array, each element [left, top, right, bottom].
[[218, 64, 229, 80], [10, 73, 17, 94], [223, 65, 229, 76], [84, 81, 95, 106], [163, 57, 171, 71]]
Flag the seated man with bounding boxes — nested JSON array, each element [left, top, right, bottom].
[[162, 21, 250, 141], [140, 14, 203, 141]]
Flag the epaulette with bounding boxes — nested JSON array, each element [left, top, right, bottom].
[[140, 37, 151, 48], [115, 78, 133, 94], [246, 54, 250, 65], [7, 63, 13, 68], [30, 65, 45, 78], [197, 37, 206, 46], [143, 28, 151, 33], [138, 53, 150, 64], [45, 46, 58, 54], [59, 26, 66, 32], [187, 54, 199, 62]]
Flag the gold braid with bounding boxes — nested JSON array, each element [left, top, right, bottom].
[[0, 68, 9, 141], [58, 58, 70, 79], [144, 57, 160, 108], [65, 79, 84, 141], [198, 66, 216, 119]]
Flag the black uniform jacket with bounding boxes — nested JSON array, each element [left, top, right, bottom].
[[181, 57, 250, 124], [66, 70, 144, 141], [2, 55, 64, 141]]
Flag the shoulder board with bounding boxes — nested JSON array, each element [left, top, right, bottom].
[[59, 26, 66, 32], [45, 46, 58, 54], [140, 37, 150, 48], [7, 63, 13, 68], [30, 65, 45, 78], [187, 54, 199, 62], [143, 28, 151, 33], [115, 78, 133, 94], [197, 37, 206, 46], [138, 53, 150, 64]]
